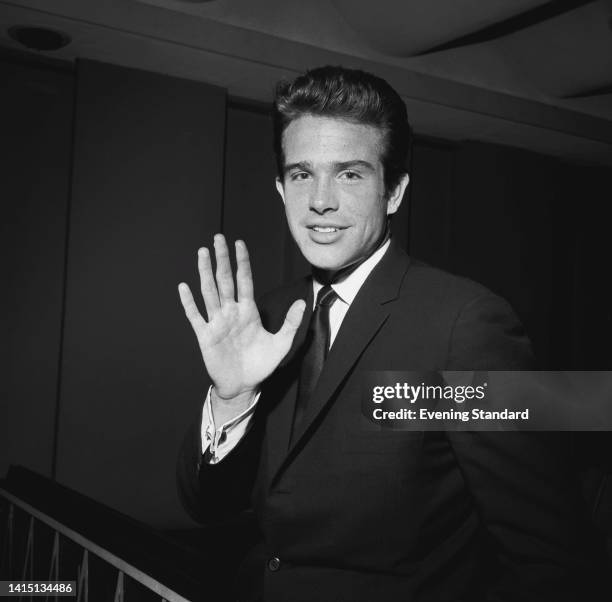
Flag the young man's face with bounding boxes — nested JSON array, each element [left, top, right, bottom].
[[276, 115, 408, 274]]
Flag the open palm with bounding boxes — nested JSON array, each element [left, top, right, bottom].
[[178, 234, 305, 402]]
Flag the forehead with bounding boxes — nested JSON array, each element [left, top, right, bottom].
[[282, 115, 385, 165]]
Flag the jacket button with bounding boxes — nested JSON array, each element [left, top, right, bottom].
[[267, 557, 281, 571]]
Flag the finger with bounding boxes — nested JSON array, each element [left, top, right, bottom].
[[235, 240, 254, 302], [277, 299, 306, 340], [214, 234, 235, 303], [198, 247, 220, 318], [178, 283, 207, 332]]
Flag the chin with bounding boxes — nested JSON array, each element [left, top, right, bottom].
[[300, 245, 350, 272]]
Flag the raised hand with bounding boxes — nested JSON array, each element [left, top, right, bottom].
[[178, 234, 306, 417]]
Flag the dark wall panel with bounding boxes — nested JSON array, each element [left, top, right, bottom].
[[0, 60, 74, 477], [56, 60, 225, 527], [568, 167, 612, 369], [408, 141, 455, 269], [222, 106, 288, 296], [449, 142, 566, 367]]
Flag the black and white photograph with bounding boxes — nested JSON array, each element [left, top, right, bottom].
[[2, 1, 612, 601]]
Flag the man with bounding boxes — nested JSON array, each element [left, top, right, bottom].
[[176, 67, 598, 601]]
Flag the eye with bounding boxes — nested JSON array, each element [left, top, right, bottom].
[[290, 171, 311, 182], [339, 170, 362, 181]]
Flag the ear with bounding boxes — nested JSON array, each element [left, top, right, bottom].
[[385, 173, 410, 216], [275, 177, 286, 205]]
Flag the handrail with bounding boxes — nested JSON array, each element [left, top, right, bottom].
[[1, 488, 191, 600], [0, 466, 217, 601]]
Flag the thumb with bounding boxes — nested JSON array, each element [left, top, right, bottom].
[[277, 299, 307, 341]]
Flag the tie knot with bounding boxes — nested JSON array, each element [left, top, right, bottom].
[[316, 284, 338, 308]]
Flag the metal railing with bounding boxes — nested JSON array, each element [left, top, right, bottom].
[[0, 488, 192, 602]]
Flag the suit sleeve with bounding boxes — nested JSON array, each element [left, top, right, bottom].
[[445, 293, 604, 601], [176, 401, 264, 524]]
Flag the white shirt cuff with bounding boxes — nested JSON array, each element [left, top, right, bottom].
[[200, 386, 260, 464]]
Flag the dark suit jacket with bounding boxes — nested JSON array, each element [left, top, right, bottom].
[[177, 241, 599, 602]]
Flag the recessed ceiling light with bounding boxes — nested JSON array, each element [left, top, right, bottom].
[[8, 26, 71, 51]]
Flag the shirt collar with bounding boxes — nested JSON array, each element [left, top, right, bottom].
[[312, 239, 391, 307]]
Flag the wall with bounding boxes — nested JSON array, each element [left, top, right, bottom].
[[0, 59, 73, 479], [54, 60, 225, 527], [222, 103, 288, 296], [1, 55, 226, 528]]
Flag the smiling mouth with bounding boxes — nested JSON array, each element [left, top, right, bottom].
[[308, 226, 345, 233]]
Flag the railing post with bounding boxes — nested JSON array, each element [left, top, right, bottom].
[[19, 515, 34, 599], [76, 549, 88, 602], [113, 570, 124, 602], [45, 531, 60, 602]]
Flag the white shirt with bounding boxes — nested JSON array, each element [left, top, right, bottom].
[[201, 240, 391, 463]]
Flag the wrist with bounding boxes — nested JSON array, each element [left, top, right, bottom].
[[211, 387, 258, 420]]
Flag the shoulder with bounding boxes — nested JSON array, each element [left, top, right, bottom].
[[398, 259, 535, 369], [379, 242, 498, 313], [402, 259, 496, 309], [400, 258, 524, 327]]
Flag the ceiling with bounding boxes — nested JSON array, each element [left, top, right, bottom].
[[1, 0, 612, 165]]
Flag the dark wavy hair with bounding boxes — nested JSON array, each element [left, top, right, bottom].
[[273, 65, 411, 195]]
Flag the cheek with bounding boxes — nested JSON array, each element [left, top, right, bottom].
[[284, 192, 306, 213], [284, 202, 307, 237], [348, 199, 386, 231], [283, 198, 301, 220]]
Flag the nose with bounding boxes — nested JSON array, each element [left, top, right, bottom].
[[309, 177, 338, 214]]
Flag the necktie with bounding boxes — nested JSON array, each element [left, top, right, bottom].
[[290, 285, 338, 445]]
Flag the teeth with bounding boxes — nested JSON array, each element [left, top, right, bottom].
[[313, 226, 338, 233]]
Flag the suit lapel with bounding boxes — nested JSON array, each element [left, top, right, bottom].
[[268, 242, 411, 487]]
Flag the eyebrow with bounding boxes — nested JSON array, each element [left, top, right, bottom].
[[283, 159, 376, 176]]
